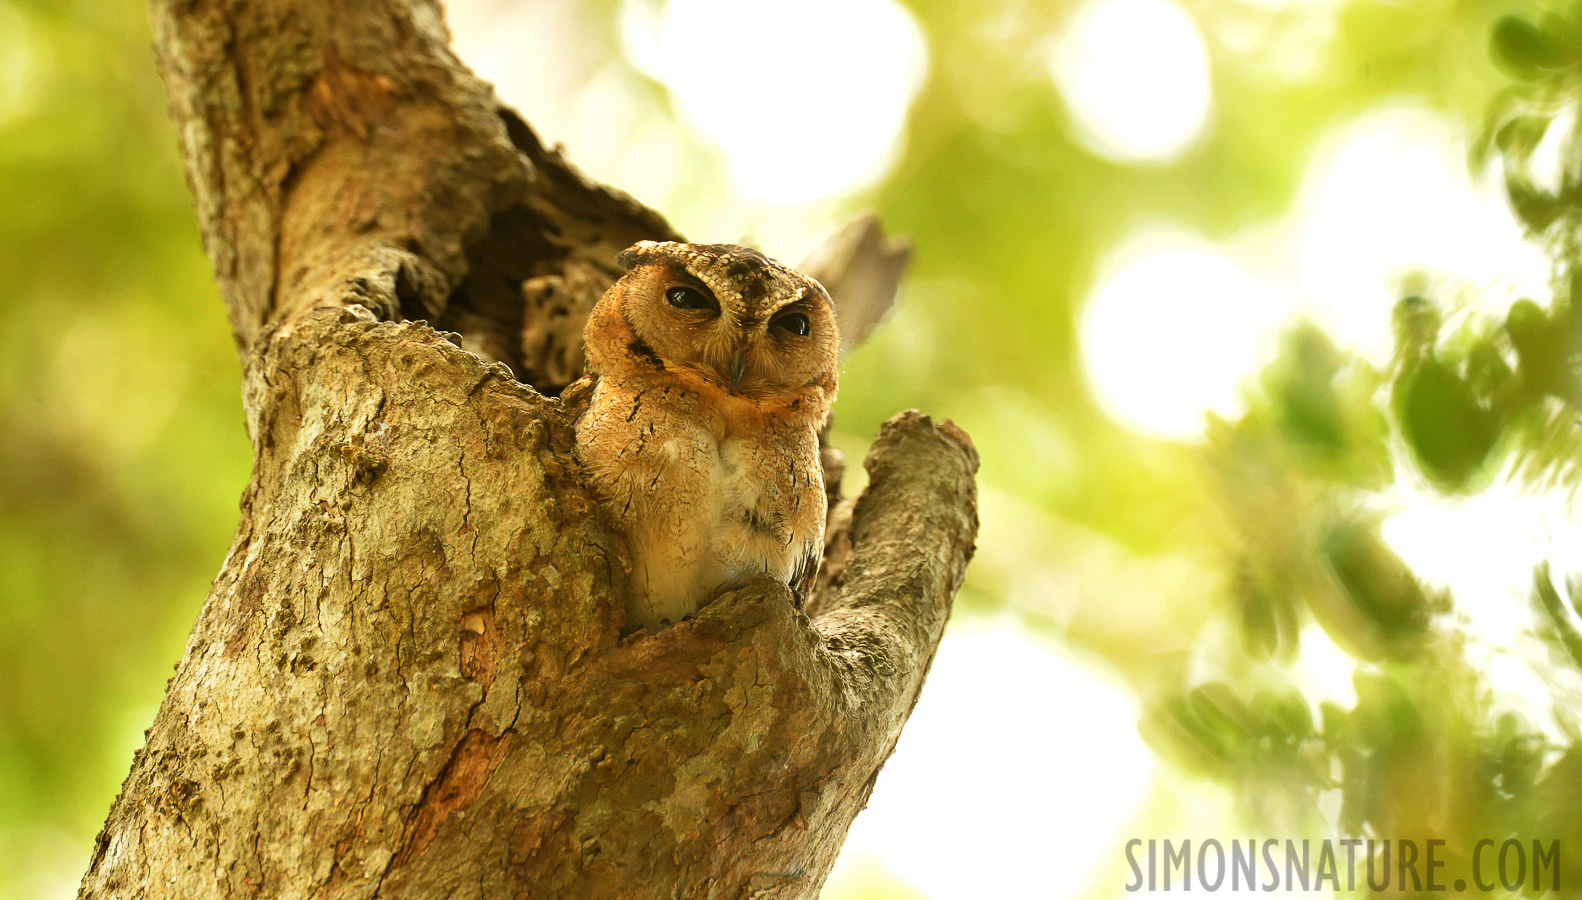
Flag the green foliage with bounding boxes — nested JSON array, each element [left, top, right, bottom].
[[1138, 4, 1582, 877], [1143, 283, 1582, 893], [0, 1, 251, 894]]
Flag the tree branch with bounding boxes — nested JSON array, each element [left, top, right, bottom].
[[86, 0, 980, 896], [150, 0, 676, 366]]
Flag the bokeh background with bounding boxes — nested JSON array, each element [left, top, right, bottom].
[[6, 0, 1582, 896]]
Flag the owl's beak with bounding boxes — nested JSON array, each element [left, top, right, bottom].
[[726, 348, 748, 391]]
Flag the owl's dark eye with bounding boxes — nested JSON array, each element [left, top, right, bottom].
[[666, 286, 716, 311], [772, 312, 810, 337]]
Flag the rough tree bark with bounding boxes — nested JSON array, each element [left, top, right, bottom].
[[79, 1, 979, 898]]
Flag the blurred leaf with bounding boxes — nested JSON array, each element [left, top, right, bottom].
[[1501, 733, 1545, 798], [1140, 698, 1237, 778], [1507, 176, 1565, 232], [1508, 297, 1582, 403], [1531, 564, 1582, 670], [1394, 356, 1501, 492], [1491, 16, 1573, 80], [1188, 682, 1257, 742], [1322, 518, 1432, 646], [1392, 295, 1443, 358], [1253, 687, 1316, 742], [1496, 113, 1558, 159], [1265, 325, 1347, 453], [1235, 565, 1298, 662]]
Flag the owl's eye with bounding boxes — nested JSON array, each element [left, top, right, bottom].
[[665, 286, 716, 311], [772, 312, 810, 337]]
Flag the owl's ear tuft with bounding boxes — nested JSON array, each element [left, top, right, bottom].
[[617, 241, 665, 272]]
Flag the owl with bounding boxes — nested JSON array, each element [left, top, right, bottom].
[[573, 241, 840, 630]]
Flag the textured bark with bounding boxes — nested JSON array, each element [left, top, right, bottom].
[[80, 1, 979, 897]]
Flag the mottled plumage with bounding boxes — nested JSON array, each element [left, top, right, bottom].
[[574, 241, 839, 630]]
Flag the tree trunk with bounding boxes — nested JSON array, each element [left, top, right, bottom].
[[79, 1, 979, 898]]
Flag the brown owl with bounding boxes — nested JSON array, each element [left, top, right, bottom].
[[573, 241, 839, 630]]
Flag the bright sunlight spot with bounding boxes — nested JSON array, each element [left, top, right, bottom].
[[1294, 104, 1551, 362], [1080, 229, 1288, 441], [1381, 480, 1582, 732], [1080, 102, 1553, 443], [1380, 481, 1582, 605], [621, 0, 928, 204], [1046, 0, 1214, 165], [1528, 108, 1574, 196], [826, 617, 1154, 900], [1291, 623, 1359, 710]]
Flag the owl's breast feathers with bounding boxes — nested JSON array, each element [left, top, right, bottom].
[[574, 363, 829, 628]]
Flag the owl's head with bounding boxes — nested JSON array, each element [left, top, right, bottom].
[[588, 241, 839, 401]]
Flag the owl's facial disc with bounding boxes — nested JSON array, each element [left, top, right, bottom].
[[614, 244, 839, 400]]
